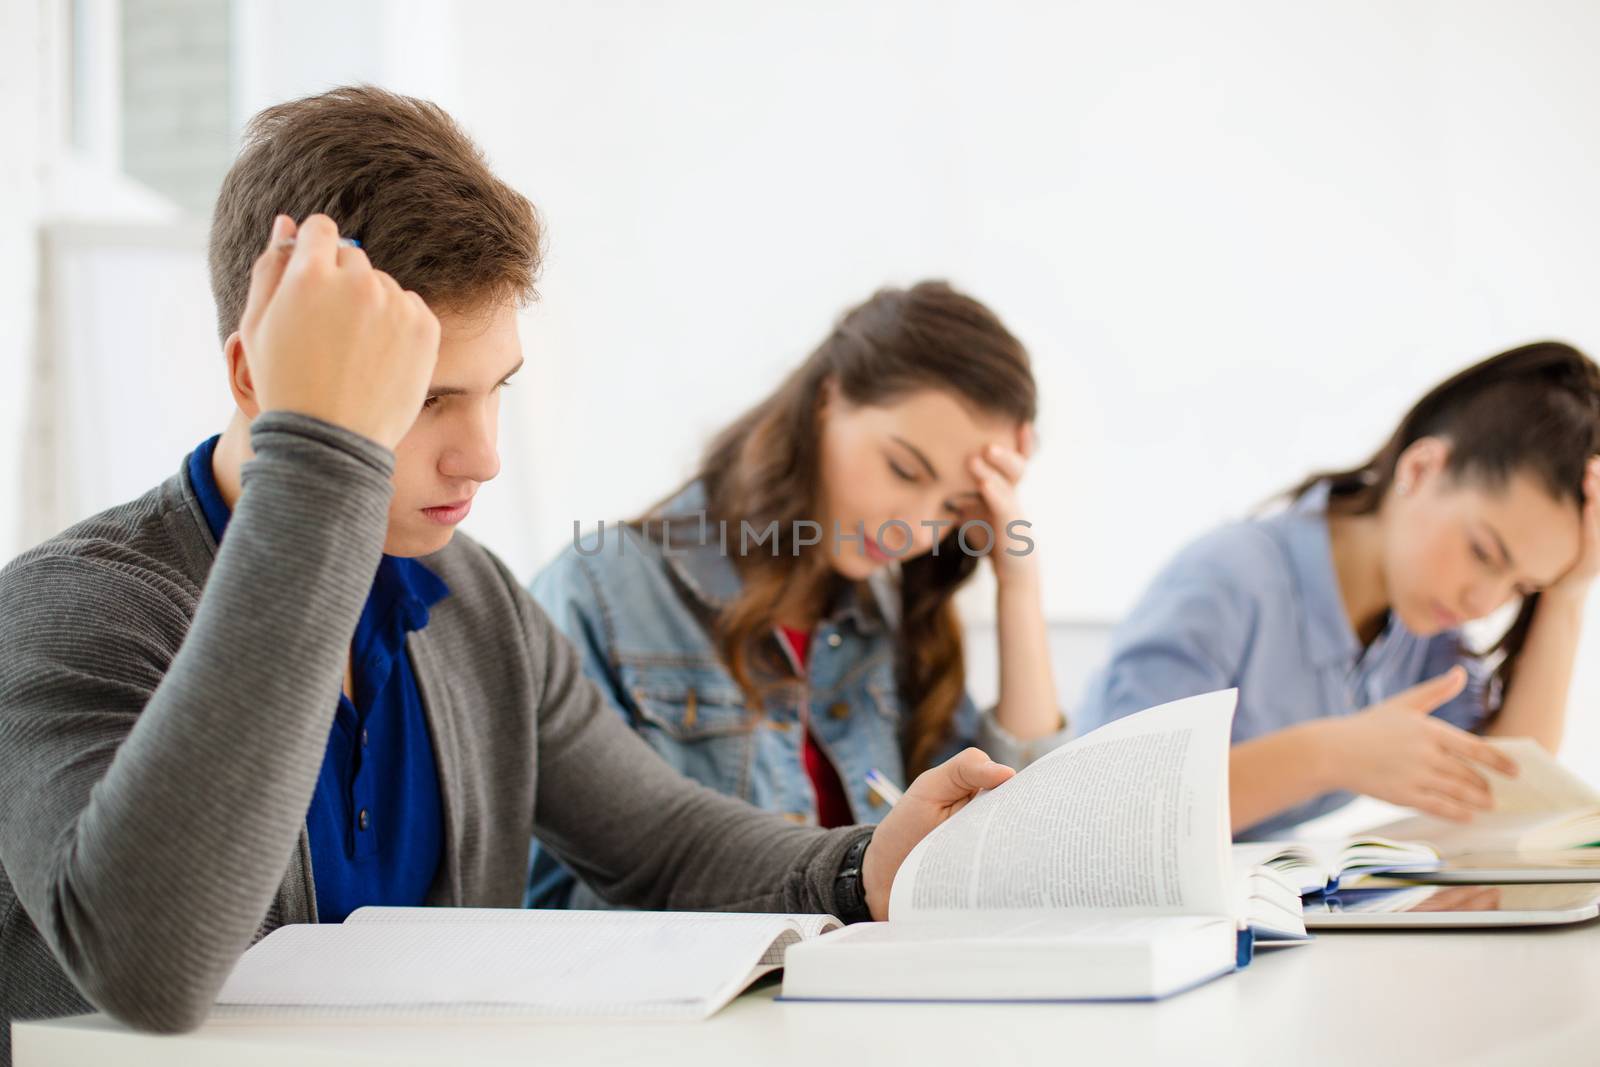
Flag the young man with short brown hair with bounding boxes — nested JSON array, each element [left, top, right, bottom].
[[0, 86, 1010, 1060]]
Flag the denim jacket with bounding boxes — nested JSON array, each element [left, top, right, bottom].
[[525, 481, 1067, 908]]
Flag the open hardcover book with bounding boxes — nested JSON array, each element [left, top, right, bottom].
[[1371, 738, 1600, 855], [781, 689, 1308, 1005], [1233, 837, 1440, 896], [215, 908, 839, 1021]]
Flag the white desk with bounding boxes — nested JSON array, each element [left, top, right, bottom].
[[16, 919, 1600, 1067]]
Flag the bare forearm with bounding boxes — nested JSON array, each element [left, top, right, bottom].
[[1487, 590, 1588, 752], [1229, 721, 1338, 834], [993, 566, 1064, 740]]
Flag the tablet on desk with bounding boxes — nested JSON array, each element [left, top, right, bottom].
[[1303, 883, 1600, 928], [1371, 850, 1600, 884]]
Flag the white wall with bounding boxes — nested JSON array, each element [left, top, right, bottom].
[[452, 0, 1600, 625], [230, 0, 461, 126], [442, 0, 1600, 777], [29, 223, 230, 549], [22, 0, 1600, 777], [13, 0, 466, 546], [0, 0, 44, 563]]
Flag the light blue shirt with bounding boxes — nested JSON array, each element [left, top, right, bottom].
[[1074, 482, 1492, 840]]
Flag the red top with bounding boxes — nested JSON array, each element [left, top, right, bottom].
[[779, 626, 855, 829]]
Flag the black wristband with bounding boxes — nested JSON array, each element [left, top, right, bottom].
[[832, 830, 874, 924]]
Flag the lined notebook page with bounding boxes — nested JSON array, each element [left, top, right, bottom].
[[215, 909, 842, 1021], [345, 907, 841, 965]]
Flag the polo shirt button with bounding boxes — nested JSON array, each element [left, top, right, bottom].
[[826, 633, 842, 648], [358, 809, 370, 831], [361, 728, 369, 747], [829, 702, 850, 720]]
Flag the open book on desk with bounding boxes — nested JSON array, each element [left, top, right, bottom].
[[1235, 851, 1314, 929], [1234, 837, 1440, 897], [215, 908, 839, 1021], [781, 689, 1309, 1005], [1371, 738, 1600, 855]]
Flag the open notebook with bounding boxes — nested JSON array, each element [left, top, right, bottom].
[[1372, 738, 1600, 855], [1233, 837, 1440, 896], [215, 908, 839, 1021], [781, 689, 1308, 1005]]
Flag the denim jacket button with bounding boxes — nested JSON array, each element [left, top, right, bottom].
[[828, 702, 850, 721], [826, 633, 843, 648]]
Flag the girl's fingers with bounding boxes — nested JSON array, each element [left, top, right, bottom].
[[1431, 758, 1493, 808], [1554, 462, 1600, 585], [982, 443, 1027, 484], [1435, 725, 1518, 776], [1582, 457, 1600, 535], [1392, 666, 1467, 714], [968, 455, 1013, 508], [1412, 788, 1477, 823]]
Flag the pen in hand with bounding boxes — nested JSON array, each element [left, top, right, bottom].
[[273, 235, 363, 252], [866, 768, 904, 808], [868, 765, 1003, 812]]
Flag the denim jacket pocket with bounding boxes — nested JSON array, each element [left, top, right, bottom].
[[618, 662, 760, 800], [629, 677, 754, 740], [863, 662, 904, 727]]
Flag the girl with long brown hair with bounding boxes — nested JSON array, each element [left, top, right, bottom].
[[525, 281, 1068, 907], [1075, 341, 1600, 839]]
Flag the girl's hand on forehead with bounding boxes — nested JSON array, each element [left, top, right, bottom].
[[965, 422, 1035, 580], [1548, 455, 1600, 599]]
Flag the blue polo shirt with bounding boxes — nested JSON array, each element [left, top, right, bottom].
[[1074, 481, 1491, 840], [186, 435, 447, 922]]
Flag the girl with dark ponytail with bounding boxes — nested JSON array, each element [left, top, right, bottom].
[[1076, 341, 1600, 839]]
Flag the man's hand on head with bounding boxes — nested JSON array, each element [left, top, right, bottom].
[[238, 214, 441, 450]]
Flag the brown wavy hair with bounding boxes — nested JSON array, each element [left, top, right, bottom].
[[644, 281, 1037, 776], [1284, 341, 1600, 711]]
